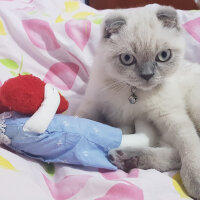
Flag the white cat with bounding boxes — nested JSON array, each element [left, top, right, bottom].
[[76, 5, 200, 199]]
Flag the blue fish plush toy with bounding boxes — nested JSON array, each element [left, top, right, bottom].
[[0, 113, 122, 170]]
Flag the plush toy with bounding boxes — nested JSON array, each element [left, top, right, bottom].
[[0, 75, 69, 115], [0, 75, 122, 170], [0, 75, 69, 133], [0, 113, 122, 170]]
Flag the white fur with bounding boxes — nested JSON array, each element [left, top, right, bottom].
[[76, 6, 200, 199]]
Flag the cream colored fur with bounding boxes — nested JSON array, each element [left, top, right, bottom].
[[76, 6, 200, 199]]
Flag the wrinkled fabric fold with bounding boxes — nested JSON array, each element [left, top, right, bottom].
[[4, 115, 122, 170]]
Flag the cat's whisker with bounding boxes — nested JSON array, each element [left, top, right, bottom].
[[101, 80, 126, 93], [111, 83, 127, 93], [101, 82, 118, 91]]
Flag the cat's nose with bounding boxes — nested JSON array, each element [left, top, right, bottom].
[[139, 62, 155, 81], [140, 73, 154, 81]]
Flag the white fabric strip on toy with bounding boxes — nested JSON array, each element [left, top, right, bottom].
[[23, 84, 60, 133]]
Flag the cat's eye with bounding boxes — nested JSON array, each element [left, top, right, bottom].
[[120, 53, 136, 66], [156, 49, 171, 62]]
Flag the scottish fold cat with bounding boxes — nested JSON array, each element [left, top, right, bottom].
[[76, 5, 200, 199]]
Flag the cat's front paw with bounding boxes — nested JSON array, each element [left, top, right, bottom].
[[181, 158, 200, 199], [108, 149, 139, 172]]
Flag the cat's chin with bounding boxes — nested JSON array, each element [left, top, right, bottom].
[[126, 77, 163, 91], [134, 82, 160, 91]]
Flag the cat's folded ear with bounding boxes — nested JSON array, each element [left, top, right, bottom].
[[156, 6, 180, 30], [103, 14, 126, 38]]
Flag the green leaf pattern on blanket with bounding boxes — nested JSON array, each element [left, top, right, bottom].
[[0, 59, 19, 70], [21, 72, 31, 75], [91, 15, 103, 24], [0, 56, 31, 76], [10, 71, 19, 77], [55, 1, 103, 25], [43, 163, 55, 176]]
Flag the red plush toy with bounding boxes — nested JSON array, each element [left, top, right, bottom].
[[0, 75, 69, 115]]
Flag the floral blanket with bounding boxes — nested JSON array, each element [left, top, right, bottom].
[[1, 0, 200, 199]]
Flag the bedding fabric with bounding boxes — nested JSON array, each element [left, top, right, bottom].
[[0, 0, 200, 199]]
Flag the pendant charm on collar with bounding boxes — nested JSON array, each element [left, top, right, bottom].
[[129, 94, 137, 104], [128, 86, 137, 104]]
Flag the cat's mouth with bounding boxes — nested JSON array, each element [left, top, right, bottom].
[[126, 79, 159, 91], [139, 82, 159, 91]]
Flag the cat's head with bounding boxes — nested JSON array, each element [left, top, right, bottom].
[[99, 5, 185, 91]]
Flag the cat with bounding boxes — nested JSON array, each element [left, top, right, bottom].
[[75, 5, 200, 199]]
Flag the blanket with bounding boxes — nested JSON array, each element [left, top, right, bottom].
[[1, 0, 200, 199]]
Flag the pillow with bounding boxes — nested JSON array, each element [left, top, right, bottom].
[[0, 1, 200, 115]]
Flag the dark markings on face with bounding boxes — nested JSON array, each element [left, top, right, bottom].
[[156, 6, 180, 31], [104, 16, 126, 38]]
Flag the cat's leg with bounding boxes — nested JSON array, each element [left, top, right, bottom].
[[155, 112, 200, 199], [75, 98, 105, 123], [119, 125, 135, 135], [108, 146, 180, 172], [108, 120, 162, 171]]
